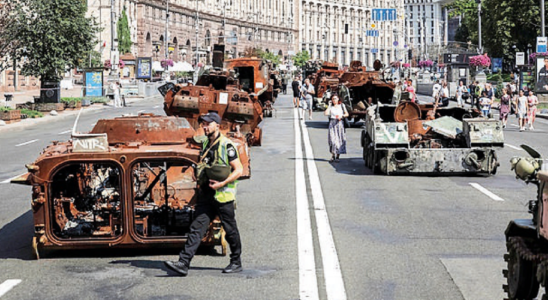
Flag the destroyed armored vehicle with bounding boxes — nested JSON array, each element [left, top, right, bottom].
[[225, 57, 279, 117], [307, 61, 341, 110], [160, 45, 264, 146], [11, 114, 250, 258], [503, 145, 548, 300], [361, 101, 503, 175]]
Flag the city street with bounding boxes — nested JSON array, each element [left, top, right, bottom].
[[1, 92, 547, 300]]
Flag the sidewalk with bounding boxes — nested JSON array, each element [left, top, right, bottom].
[[1, 85, 85, 109]]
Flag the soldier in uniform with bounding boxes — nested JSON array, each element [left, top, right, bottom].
[[165, 112, 244, 276]]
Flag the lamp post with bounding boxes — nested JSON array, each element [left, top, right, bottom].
[[476, 0, 482, 54], [542, 0, 546, 37]]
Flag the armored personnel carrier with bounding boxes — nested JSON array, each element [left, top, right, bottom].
[[161, 44, 264, 146], [361, 100, 503, 175], [225, 56, 279, 117], [11, 114, 251, 258], [503, 146, 548, 300]]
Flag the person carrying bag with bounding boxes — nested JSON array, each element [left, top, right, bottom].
[[324, 95, 349, 163]]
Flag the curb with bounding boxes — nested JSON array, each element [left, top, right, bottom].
[[0, 94, 162, 133]]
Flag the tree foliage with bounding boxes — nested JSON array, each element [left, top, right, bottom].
[[292, 51, 310, 67], [256, 49, 281, 65], [0, 1, 18, 69], [117, 8, 132, 54], [445, 0, 543, 59], [6, 0, 99, 80]]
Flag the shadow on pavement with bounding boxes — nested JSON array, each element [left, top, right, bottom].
[[327, 157, 375, 176], [0, 210, 35, 260]]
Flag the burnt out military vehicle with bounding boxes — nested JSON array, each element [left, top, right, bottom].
[[11, 114, 251, 258], [361, 100, 503, 175], [160, 44, 264, 146], [503, 145, 548, 300]]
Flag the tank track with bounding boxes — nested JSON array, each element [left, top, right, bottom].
[[503, 236, 548, 299]]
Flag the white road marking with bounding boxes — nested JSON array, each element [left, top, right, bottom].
[[153, 105, 161, 109], [0, 172, 28, 184], [294, 109, 320, 300], [15, 139, 38, 147], [58, 129, 72, 135], [300, 115, 347, 299], [511, 124, 519, 127], [505, 144, 523, 151], [137, 110, 146, 113], [469, 183, 504, 201], [441, 258, 506, 300], [0, 279, 22, 297]]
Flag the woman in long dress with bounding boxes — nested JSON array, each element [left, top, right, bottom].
[[499, 88, 511, 128], [324, 95, 349, 163]]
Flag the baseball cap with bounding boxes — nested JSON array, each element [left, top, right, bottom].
[[198, 112, 222, 124]]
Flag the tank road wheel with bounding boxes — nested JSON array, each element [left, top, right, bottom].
[[362, 135, 373, 169], [503, 237, 540, 299]]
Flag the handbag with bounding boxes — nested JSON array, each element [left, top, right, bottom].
[[462, 92, 470, 100], [195, 137, 231, 187]]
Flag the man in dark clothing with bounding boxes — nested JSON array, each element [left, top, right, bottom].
[[537, 57, 548, 92], [291, 76, 301, 108], [164, 112, 244, 276], [469, 81, 477, 109]]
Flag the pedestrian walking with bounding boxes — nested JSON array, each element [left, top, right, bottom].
[[164, 112, 244, 276], [456, 80, 467, 107], [527, 90, 539, 130], [516, 90, 529, 131], [509, 80, 517, 96], [300, 78, 315, 120], [432, 80, 441, 102], [499, 88, 511, 128], [479, 91, 492, 117], [292, 76, 301, 108], [406, 79, 416, 103], [112, 81, 122, 108], [469, 81, 478, 109], [281, 76, 287, 94], [324, 95, 349, 163], [439, 82, 450, 107]]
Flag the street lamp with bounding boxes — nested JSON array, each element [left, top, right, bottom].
[[476, 0, 482, 54]]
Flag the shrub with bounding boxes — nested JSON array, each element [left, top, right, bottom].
[[20, 109, 43, 118]]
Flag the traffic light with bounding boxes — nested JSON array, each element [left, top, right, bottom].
[[408, 49, 412, 60], [345, 24, 349, 34]]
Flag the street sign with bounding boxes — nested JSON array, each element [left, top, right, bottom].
[[537, 36, 547, 53], [443, 53, 471, 64], [516, 52, 525, 66], [393, 41, 399, 47], [372, 9, 397, 21], [366, 30, 379, 37], [371, 48, 379, 53]]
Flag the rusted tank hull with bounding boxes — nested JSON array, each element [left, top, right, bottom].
[[368, 147, 499, 175], [13, 116, 246, 258]]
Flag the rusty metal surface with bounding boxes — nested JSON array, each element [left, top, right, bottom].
[[14, 114, 251, 257], [393, 102, 421, 122]]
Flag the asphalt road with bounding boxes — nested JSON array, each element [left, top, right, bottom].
[[0, 91, 547, 300]]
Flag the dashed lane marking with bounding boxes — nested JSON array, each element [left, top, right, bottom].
[[137, 110, 146, 113], [511, 124, 519, 127], [469, 183, 504, 201], [300, 113, 347, 299], [15, 139, 38, 147], [294, 108, 320, 300], [505, 144, 523, 151], [58, 130, 72, 135], [0, 279, 22, 298], [153, 105, 161, 109]]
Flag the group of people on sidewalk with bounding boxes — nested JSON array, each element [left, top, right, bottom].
[[431, 79, 540, 132]]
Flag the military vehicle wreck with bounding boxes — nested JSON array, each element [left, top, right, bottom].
[[361, 101, 503, 175], [160, 45, 264, 146], [11, 114, 251, 258], [225, 56, 279, 117], [503, 145, 548, 299]]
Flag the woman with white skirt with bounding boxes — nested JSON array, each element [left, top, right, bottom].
[[324, 95, 349, 163]]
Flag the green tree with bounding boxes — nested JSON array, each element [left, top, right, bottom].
[[117, 8, 132, 54], [256, 49, 281, 65], [7, 0, 99, 81], [292, 51, 310, 67], [446, 0, 543, 59]]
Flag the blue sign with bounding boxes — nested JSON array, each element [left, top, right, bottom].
[[371, 48, 379, 53], [366, 30, 379, 37], [491, 58, 503, 73], [537, 37, 547, 53], [84, 71, 103, 97], [136, 57, 152, 80], [372, 9, 397, 21]]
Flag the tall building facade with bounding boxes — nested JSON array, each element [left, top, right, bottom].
[[404, 0, 452, 62], [299, 0, 405, 67], [88, 0, 297, 66]]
